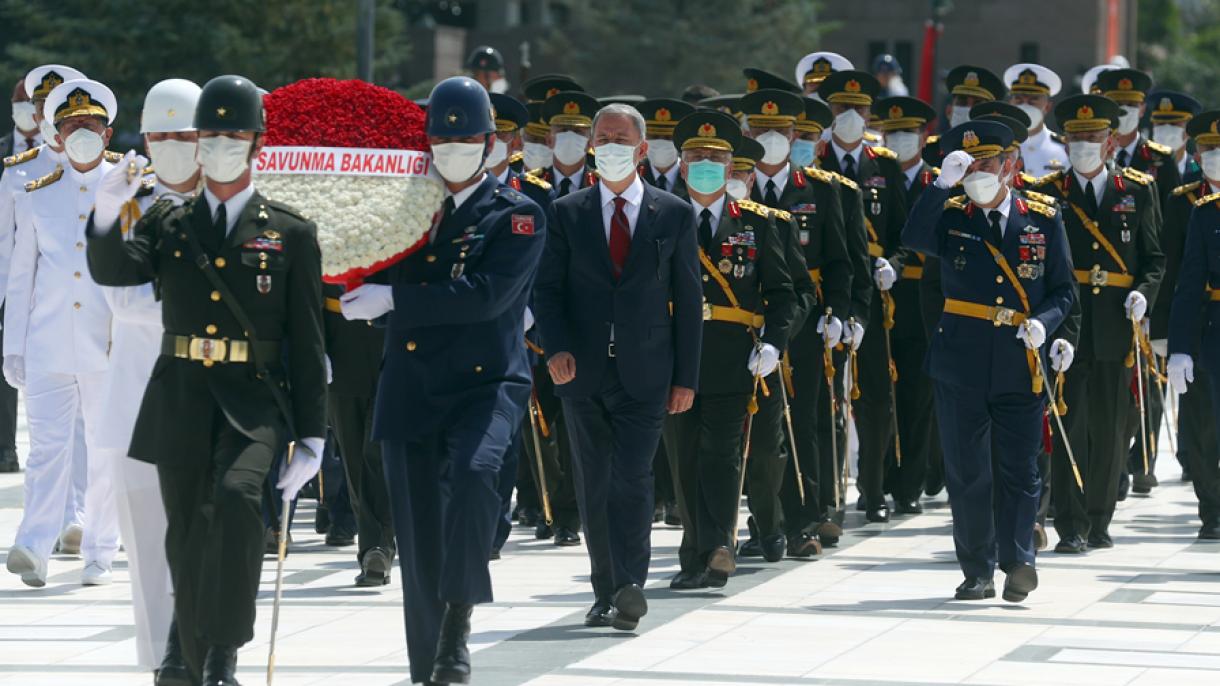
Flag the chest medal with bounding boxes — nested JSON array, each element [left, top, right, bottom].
[[257, 274, 272, 294]]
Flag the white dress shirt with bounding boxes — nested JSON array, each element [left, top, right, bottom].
[[203, 183, 256, 235], [599, 175, 645, 241], [553, 166, 585, 193], [984, 189, 1013, 238], [831, 140, 864, 172], [691, 194, 726, 235], [1072, 168, 1107, 208], [9, 127, 42, 153], [650, 160, 681, 190], [902, 163, 922, 190], [429, 172, 487, 243], [754, 163, 790, 198]]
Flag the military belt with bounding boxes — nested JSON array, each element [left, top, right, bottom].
[[1211, 288, 1220, 302], [807, 268, 822, 282], [943, 298, 1028, 327], [1073, 268, 1135, 289], [324, 296, 343, 314], [902, 265, 924, 280], [669, 301, 763, 329], [162, 333, 281, 366]]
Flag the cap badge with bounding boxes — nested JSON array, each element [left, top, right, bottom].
[[888, 105, 903, 119], [563, 101, 580, 115], [446, 111, 459, 124], [761, 101, 779, 115], [41, 71, 64, 94], [813, 58, 832, 75], [1158, 98, 1173, 112], [216, 107, 227, 117], [747, 78, 759, 93], [964, 72, 980, 87], [1117, 78, 1133, 91], [1076, 105, 1094, 120], [166, 108, 176, 118], [546, 87, 560, 98], [655, 107, 671, 122], [697, 122, 717, 137], [962, 130, 980, 149], [845, 79, 861, 93], [1018, 70, 1037, 85], [67, 90, 92, 110]]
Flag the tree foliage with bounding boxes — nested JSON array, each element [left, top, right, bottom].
[[1137, 0, 1220, 103]]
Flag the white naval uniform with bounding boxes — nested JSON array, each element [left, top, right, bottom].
[[0, 145, 88, 535], [5, 158, 114, 567], [1019, 126, 1068, 178]]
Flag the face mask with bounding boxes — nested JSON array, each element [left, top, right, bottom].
[[685, 160, 727, 195], [949, 105, 971, 128], [833, 109, 866, 144], [39, 117, 59, 147], [148, 139, 199, 185], [961, 170, 1002, 205], [1153, 124, 1186, 151], [484, 138, 508, 169], [1068, 140, 1104, 174], [726, 177, 749, 201], [1017, 104, 1044, 132], [490, 78, 509, 94], [756, 130, 791, 165], [646, 139, 678, 170], [64, 128, 105, 164], [197, 135, 252, 183], [430, 141, 486, 183], [1117, 106, 1141, 135], [553, 131, 589, 166], [790, 139, 816, 168], [594, 142, 638, 183], [1201, 149, 1220, 182], [12, 102, 36, 131], [523, 141, 552, 170], [885, 131, 922, 163]]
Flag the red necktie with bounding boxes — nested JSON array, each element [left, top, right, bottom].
[[608, 196, 631, 279]]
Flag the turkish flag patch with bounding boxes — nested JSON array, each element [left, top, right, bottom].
[[511, 214, 535, 235]]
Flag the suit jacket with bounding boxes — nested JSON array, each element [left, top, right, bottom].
[[534, 180, 702, 401]]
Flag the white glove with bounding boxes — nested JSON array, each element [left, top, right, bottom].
[[2, 355, 24, 388], [94, 150, 148, 230], [1017, 319, 1046, 350], [1124, 290, 1148, 322], [935, 150, 974, 188], [1049, 339, 1075, 372], [817, 315, 843, 348], [873, 257, 897, 291], [1168, 353, 1194, 395], [1151, 338, 1168, 358], [277, 436, 325, 501], [748, 343, 781, 377], [841, 320, 866, 351], [340, 284, 395, 321]]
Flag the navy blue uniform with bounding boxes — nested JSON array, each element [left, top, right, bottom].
[[903, 185, 1075, 581], [372, 173, 544, 685]]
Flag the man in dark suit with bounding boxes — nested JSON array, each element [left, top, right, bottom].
[[534, 102, 702, 632]]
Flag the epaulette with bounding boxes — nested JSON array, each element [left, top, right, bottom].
[[3, 147, 40, 168], [523, 171, 552, 190], [104, 150, 123, 163], [1031, 170, 1064, 187], [1194, 191, 1220, 207], [1049, 131, 1066, 144], [1121, 167, 1153, 186], [493, 185, 528, 204], [803, 166, 835, 184], [509, 151, 524, 165], [868, 145, 897, 160], [1144, 140, 1172, 156], [262, 198, 309, 222], [1172, 180, 1202, 196], [1017, 171, 1038, 187], [135, 177, 156, 198], [944, 196, 970, 211], [826, 170, 858, 191], [772, 208, 793, 222], [926, 135, 940, 144], [863, 131, 880, 143], [1023, 190, 1058, 206], [24, 165, 63, 192], [1025, 200, 1056, 218], [736, 198, 773, 219]]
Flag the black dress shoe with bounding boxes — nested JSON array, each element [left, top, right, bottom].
[[1132, 471, 1158, 494], [954, 577, 996, 601], [894, 499, 923, 515], [1087, 532, 1114, 549], [155, 617, 191, 686], [1054, 535, 1087, 554], [611, 584, 647, 631], [553, 526, 581, 546], [583, 599, 613, 627], [201, 644, 239, 686], [663, 502, 681, 526], [785, 533, 821, 559], [866, 506, 890, 523], [1002, 562, 1038, 603], [534, 521, 553, 540], [314, 504, 331, 534], [356, 547, 392, 587], [669, 569, 707, 590], [430, 603, 473, 684], [1198, 523, 1220, 540], [760, 534, 786, 562], [737, 537, 763, 558], [325, 525, 356, 547], [0, 449, 19, 473]]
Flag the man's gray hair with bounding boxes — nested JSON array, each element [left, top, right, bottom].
[[592, 103, 646, 141]]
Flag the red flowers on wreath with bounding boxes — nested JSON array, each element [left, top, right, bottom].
[[263, 78, 427, 151]]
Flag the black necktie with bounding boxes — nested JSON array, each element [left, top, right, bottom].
[[559, 178, 572, 197], [212, 203, 228, 251], [842, 154, 856, 181], [987, 210, 1004, 247], [1084, 180, 1099, 216], [764, 179, 779, 207], [1117, 149, 1129, 168], [657, 174, 667, 191], [698, 209, 714, 252]]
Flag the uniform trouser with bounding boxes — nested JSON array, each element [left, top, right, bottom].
[[1183, 370, 1220, 527], [330, 393, 396, 563], [493, 430, 522, 551], [887, 333, 934, 502], [665, 392, 749, 574], [854, 301, 897, 508], [563, 364, 665, 601], [109, 449, 172, 668], [934, 381, 1043, 580], [525, 368, 581, 531], [653, 441, 675, 507], [746, 369, 788, 538], [816, 350, 848, 518], [781, 348, 826, 537], [1125, 364, 1164, 477], [1036, 447, 1052, 528], [1051, 357, 1131, 539], [158, 410, 276, 680], [383, 411, 511, 684], [14, 371, 108, 563]]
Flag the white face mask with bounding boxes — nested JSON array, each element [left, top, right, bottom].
[[1017, 104, 1044, 132], [949, 105, 972, 128], [1201, 149, 1220, 183], [594, 142, 638, 183], [1117, 106, 1141, 135], [885, 131, 922, 163], [39, 117, 59, 148], [726, 178, 749, 201], [645, 139, 678, 170], [484, 138, 508, 170], [553, 131, 589, 166], [197, 135, 252, 183], [148, 139, 199, 185], [756, 130, 791, 165], [12, 102, 36, 131], [489, 78, 509, 94], [833, 109, 866, 144], [1068, 140, 1105, 174], [64, 128, 105, 164], [1153, 124, 1186, 151], [962, 170, 1002, 205], [430, 141, 486, 183], [523, 141, 552, 171]]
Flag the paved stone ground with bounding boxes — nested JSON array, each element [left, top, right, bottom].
[[2, 413, 1218, 685]]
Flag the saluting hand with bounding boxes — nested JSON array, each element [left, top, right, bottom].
[[94, 150, 149, 230], [935, 150, 974, 188], [548, 351, 576, 385], [668, 386, 694, 414]]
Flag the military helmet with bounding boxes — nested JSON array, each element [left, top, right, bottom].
[[194, 75, 264, 132], [466, 46, 504, 72], [426, 76, 494, 138]]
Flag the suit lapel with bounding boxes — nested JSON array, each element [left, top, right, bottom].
[[622, 185, 657, 277], [583, 186, 617, 277]]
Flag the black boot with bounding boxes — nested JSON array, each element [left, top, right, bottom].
[[154, 617, 192, 686], [430, 603, 473, 684], [202, 645, 239, 686]]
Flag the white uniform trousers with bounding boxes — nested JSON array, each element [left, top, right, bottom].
[[63, 410, 87, 533], [110, 449, 172, 667]]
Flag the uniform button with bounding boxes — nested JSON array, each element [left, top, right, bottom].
[[1092, 241, 1100, 250], [174, 250, 182, 258], [474, 365, 483, 373], [202, 359, 214, 368], [179, 233, 187, 240], [1092, 264, 1101, 271], [78, 214, 86, 221], [995, 275, 1004, 284], [702, 275, 710, 282], [73, 302, 81, 310], [406, 341, 417, 351], [215, 257, 226, 268], [210, 290, 221, 301], [426, 255, 437, 263], [79, 186, 87, 193], [1092, 287, 1101, 295], [259, 252, 268, 260], [206, 324, 218, 335], [260, 262, 268, 269], [73, 271, 81, 279], [76, 241, 84, 250], [995, 296, 1004, 305]]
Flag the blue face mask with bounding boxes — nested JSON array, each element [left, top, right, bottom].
[[686, 160, 727, 194], [790, 139, 816, 168]]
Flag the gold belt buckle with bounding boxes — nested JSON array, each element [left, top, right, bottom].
[[188, 337, 228, 362], [992, 307, 1017, 327], [1089, 266, 1108, 287], [702, 302, 713, 321]]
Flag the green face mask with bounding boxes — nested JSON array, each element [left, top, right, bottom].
[[686, 159, 727, 194]]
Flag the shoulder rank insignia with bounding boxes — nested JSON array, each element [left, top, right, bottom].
[[135, 177, 156, 197], [867, 145, 897, 160], [1031, 169, 1064, 188], [828, 170, 858, 192], [1173, 180, 1202, 196], [508, 151, 524, 165], [3, 147, 40, 168], [804, 166, 834, 184], [736, 198, 771, 219], [772, 207, 793, 222], [1050, 131, 1066, 145], [1022, 190, 1058, 206], [926, 134, 940, 144], [1121, 167, 1153, 186], [1194, 191, 1220, 207], [523, 171, 552, 190], [944, 195, 970, 211], [863, 131, 881, 143], [1025, 199, 1056, 218], [1144, 140, 1172, 157], [24, 165, 63, 192], [1015, 171, 1039, 188], [104, 150, 123, 163]]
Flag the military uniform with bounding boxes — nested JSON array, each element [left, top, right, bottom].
[[1002, 63, 1067, 179], [538, 90, 599, 198], [637, 98, 694, 199]]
